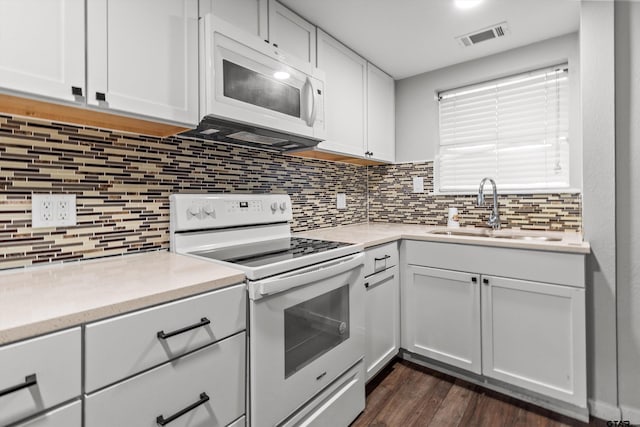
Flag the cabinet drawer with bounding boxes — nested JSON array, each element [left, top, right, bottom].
[[0, 328, 81, 426], [85, 283, 245, 392], [14, 400, 81, 427], [85, 332, 246, 427], [365, 242, 398, 277]]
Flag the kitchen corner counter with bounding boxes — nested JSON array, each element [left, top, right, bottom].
[[0, 251, 245, 345], [295, 222, 590, 254]]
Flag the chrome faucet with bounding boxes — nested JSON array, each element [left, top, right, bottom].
[[477, 177, 501, 230]]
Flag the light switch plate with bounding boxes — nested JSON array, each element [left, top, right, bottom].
[[413, 177, 424, 193], [32, 194, 77, 228], [337, 193, 347, 209]]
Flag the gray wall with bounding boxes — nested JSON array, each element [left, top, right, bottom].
[[615, 1, 640, 422], [395, 33, 581, 191], [580, 0, 620, 420]]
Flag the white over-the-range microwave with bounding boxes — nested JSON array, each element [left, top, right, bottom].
[[180, 15, 326, 152]]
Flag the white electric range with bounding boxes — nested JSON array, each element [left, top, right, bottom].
[[170, 193, 366, 427]]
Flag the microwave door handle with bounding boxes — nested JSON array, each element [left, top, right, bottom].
[[304, 77, 317, 126], [256, 252, 364, 297]]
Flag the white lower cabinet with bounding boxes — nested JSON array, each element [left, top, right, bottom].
[[85, 332, 245, 427], [401, 240, 587, 409], [0, 328, 81, 426], [481, 275, 586, 406], [402, 266, 481, 374], [364, 242, 400, 381], [13, 401, 81, 427]]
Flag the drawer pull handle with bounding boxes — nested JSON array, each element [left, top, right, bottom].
[[157, 317, 211, 340], [364, 282, 370, 288], [156, 392, 209, 425], [0, 374, 37, 398], [374, 255, 391, 261]]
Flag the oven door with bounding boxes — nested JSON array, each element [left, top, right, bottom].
[[249, 252, 365, 427], [202, 14, 325, 140]]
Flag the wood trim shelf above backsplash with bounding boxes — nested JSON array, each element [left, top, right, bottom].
[[0, 93, 189, 138], [289, 149, 387, 166]]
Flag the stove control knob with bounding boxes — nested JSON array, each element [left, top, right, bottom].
[[270, 202, 278, 213], [279, 202, 287, 212], [187, 206, 200, 219], [203, 205, 215, 218]]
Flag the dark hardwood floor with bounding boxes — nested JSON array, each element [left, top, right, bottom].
[[352, 359, 609, 427]]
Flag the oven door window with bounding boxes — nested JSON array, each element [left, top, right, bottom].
[[223, 60, 301, 118], [284, 285, 349, 378]]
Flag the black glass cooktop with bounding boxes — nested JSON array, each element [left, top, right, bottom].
[[191, 237, 351, 268]]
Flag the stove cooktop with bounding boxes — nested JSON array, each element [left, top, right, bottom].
[[191, 237, 352, 268]]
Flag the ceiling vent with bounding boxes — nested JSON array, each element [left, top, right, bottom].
[[456, 22, 510, 47]]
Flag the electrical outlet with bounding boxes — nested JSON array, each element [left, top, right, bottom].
[[32, 194, 77, 228], [413, 177, 424, 193], [337, 193, 347, 210]]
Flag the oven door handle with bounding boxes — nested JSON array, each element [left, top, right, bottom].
[[255, 252, 364, 298]]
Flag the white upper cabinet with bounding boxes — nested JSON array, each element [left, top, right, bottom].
[[316, 29, 367, 158], [0, 0, 85, 103], [204, 0, 268, 40], [87, 0, 199, 126], [367, 63, 395, 163], [268, 0, 316, 65]]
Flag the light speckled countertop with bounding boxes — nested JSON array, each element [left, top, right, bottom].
[[296, 222, 590, 254], [0, 251, 245, 345]]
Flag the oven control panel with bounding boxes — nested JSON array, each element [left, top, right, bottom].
[[170, 194, 292, 231]]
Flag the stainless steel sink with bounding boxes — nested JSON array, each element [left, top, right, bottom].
[[428, 230, 491, 237], [491, 234, 562, 242], [427, 229, 562, 242]]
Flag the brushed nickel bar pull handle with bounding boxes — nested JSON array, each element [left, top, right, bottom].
[[374, 255, 391, 261], [156, 392, 209, 425], [0, 374, 37, 398], [157, 317, 210, 340]]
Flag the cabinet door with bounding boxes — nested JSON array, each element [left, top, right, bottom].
[[0, 328, 81, 427], [268, 0, 316, 65], [481, 276, 586, 406], [365, 266, 400, 381], [204, 0, 268, 40], [316, 29, 367, 157], [87, 0, 199, 125], [0, 0, 85, 103], [402, 266, 481, 374], [367, 63, 395, 163]]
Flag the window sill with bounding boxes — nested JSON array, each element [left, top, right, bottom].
[[432, 187, 582, 196]]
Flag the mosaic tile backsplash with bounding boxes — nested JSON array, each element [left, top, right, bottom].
[[0, 115, 582, 270], [0, 115, 366, 269], [368, 162, 582, 231]]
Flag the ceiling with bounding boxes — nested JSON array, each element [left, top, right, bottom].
[[279, 0, 580, 80]]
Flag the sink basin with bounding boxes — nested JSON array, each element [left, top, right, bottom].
[[428, 230, 491, 237], [491, 234, 562, 242], [427, 229, 562, 242]]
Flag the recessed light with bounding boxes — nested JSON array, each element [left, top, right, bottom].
[[273, 71, 290, 80], [455, 0, 483, 10]]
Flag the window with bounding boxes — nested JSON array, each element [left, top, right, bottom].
[[436, 65, 569, 193]]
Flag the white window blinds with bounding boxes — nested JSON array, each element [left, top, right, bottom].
[[437, 65, 570, 192]]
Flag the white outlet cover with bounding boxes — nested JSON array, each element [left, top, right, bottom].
[[413, 177, 424, 193], [337, 193, 347, 209], [32, 194, 77, 228]]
